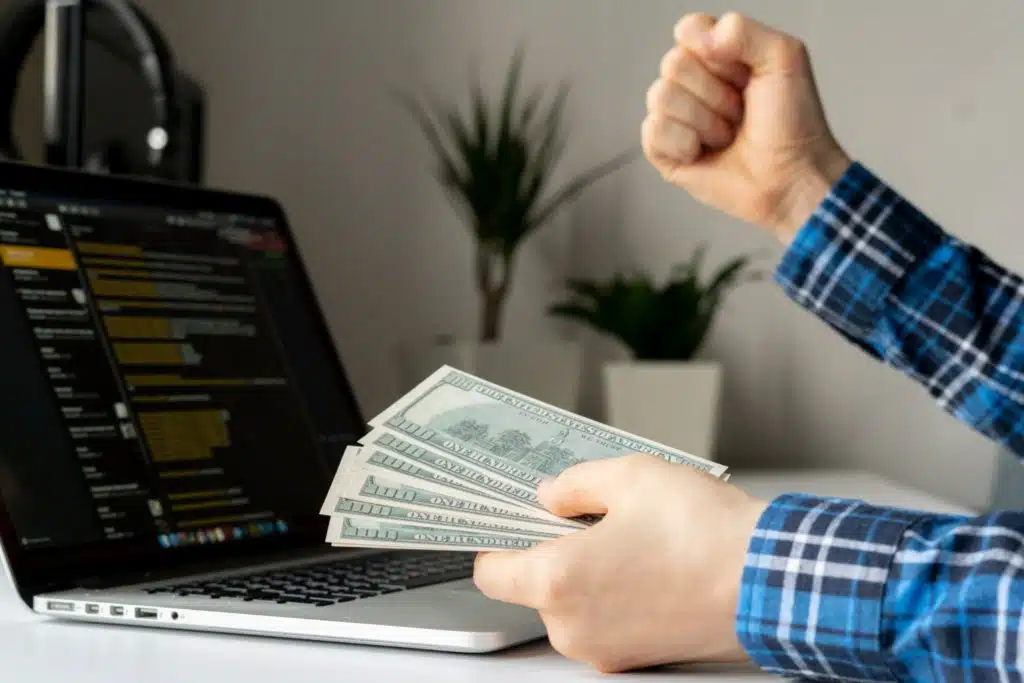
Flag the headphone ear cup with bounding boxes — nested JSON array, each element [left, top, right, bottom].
[[0, 0, 45, 166], [0, 0, 179, 175], [122, 1, 178, 172]]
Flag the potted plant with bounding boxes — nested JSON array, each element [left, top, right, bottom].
[[396, 48, 636, 409], [548, 246, 761, 459]]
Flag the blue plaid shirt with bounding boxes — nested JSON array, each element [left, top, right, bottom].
[[738, 162, 1024, 681]]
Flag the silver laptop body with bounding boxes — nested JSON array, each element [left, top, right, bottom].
[[0, 161, 545, 653]]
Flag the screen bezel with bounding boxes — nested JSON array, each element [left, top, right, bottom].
[[0, 161, 367, 603]]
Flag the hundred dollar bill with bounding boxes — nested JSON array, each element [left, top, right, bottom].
[[363, 431, 579, 524], [330, 463, 578, 535], [367, 366, 728, 489], [327, 515, 543, 552], [334, 498, 562, 539], [325, 446, 530, 519], [357, 444, 584, 529], [321, 446, 369, 515], [324, 445, 520, 514]]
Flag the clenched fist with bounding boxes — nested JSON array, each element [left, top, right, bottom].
[[642, 12, 852, 242], [473, 454, 768, 673]]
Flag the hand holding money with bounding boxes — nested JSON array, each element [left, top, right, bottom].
[[474, 454, 768, 673], [319, 365, 730, 552], [317, 364, 751, 672]]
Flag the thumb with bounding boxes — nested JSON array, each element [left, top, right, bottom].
[[537, 455, 648, 518], [678, 12, 805, 76]]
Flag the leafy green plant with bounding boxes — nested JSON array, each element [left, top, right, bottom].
[[398, 47, 637, 342], [548, 246, 762, 360]]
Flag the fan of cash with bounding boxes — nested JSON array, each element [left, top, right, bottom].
[[319, 366, 729, 552]]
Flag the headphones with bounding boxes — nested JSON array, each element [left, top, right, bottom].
[[0, 0, 179, 178]]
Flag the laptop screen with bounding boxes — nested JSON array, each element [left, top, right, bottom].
[[0, 164, 365, 591]]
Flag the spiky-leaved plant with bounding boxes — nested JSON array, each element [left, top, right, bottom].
[[549, 247, 762, 360], [399, 48, 636, 342]]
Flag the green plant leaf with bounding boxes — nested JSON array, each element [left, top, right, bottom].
[[699, 255, 754, 314], [469, 78, 490, 158], [564, 278, 603, 302], [395, 91, 465, 190], [496, 45, 525, 167], [548, 302, 598, 325], [528, 148, 640, 230], [548, 249, 761, 360], [671, 242, 708, 281], [398, 47, 637, 342]]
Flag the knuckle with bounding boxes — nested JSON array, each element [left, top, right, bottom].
[[680, 127, 701, 160], [715, 11, 748, 52], [660, 46, 698, 83], [677, 12, 710, 29], [658, 47, 681, 79], [775, 37, 809, 69], [645, 79, 665, 113], [674, 12, 715, 40], [641, 112, 657, 137], [718, 10, 747, 35], [640, 116, 657, 153]]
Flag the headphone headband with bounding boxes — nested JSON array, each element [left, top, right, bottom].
[[0, 0, 177, 173]]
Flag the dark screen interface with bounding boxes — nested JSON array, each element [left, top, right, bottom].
[[0, 187, 361, 553]]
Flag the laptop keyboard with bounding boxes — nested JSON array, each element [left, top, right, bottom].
[[142, 551, 476, 607]]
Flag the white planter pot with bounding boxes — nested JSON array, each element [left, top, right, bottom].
[[602, 361, 723, 461], [400, 340, 583, 411]]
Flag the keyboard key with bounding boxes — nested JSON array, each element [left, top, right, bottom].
[[140, 551, 474, 607]]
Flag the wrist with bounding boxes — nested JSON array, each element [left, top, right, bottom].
[[773, 145, 852, 244], [708, 493, 770, 662]]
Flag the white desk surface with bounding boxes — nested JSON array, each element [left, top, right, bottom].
[[0, 470, 976, 682]]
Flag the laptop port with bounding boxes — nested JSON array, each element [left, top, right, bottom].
[[84, 604, 100, 615], [46, 600, 74, 612], [135, 608, 158, 619], [110, 606, 125, 617]]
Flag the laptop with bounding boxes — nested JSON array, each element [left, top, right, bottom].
[[0, 160, 545, 652]]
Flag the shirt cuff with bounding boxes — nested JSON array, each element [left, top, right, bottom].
[[773, 162, 945, 343], [735, 493, 920, 681]]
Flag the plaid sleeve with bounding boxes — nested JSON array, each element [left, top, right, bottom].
[[775, 161, 1024, 455], [738, 493, 1024, 682]]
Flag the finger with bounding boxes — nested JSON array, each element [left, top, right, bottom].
[[537, 454, 655, 518], [473, 545, 551, 609], [681, 11, 805, 76], [657, 47, 743, 125], [646, 78, 734, 149], [673, 13, 751, 90], [641, 114, 701, 170]]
